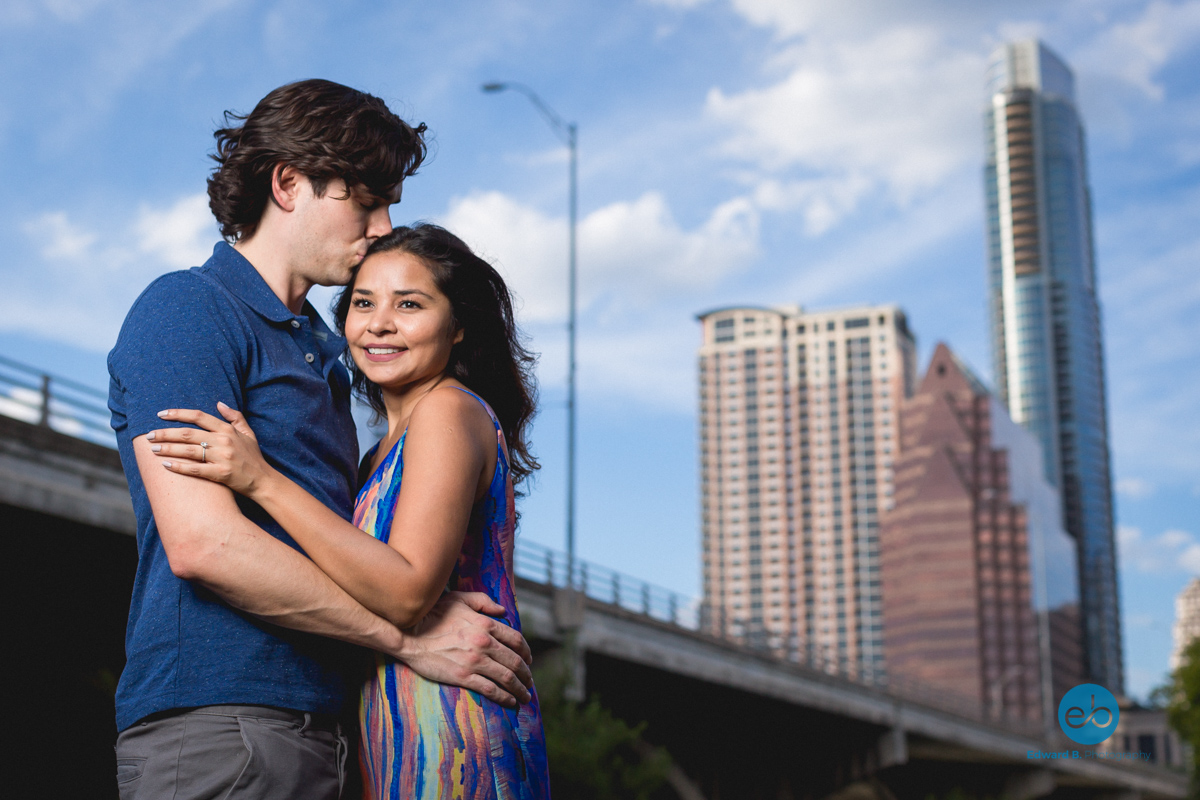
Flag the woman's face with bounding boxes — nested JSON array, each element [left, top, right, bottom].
[[344, 249, 462, 394]]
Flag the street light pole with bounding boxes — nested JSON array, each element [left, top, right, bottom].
[[483, 82, 578, 589]]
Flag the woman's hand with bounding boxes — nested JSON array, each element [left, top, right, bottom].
[[149, 401, 274, 498]]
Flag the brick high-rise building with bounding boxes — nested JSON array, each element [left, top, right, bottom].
[[881, 344, 1082, 724], [697, 304, 916, 676]]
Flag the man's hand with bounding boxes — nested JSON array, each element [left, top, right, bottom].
[[391, 591, 534, 708]]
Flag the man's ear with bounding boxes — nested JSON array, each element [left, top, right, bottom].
[[270, 164, 304, 212]]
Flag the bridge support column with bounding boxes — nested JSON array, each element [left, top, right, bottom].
[[878, 727, 908, 769], [1001, 769, 1055, 800], [550, 587, 586, 702]]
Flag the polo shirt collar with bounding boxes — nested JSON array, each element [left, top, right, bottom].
[[207, 241, 299, 324]]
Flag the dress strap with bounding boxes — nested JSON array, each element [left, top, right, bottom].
[[448, 386, 501, 431]]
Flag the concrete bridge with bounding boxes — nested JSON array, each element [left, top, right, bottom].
[[0, 356, 1188, 800]]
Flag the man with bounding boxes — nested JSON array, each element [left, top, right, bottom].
[[109, 80, 533, 799]]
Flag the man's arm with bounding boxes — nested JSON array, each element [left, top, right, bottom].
[[134, 436, 532, 705]]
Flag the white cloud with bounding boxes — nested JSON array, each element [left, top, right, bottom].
[[135, 193, 215, 270], [0, 387, 41, 424], [703, 22, 984, 233], [1074, 0, 1200, 100], [645, 0, 711, 9], [0, 0, 103, 26], [582, 192, 758, 297], [1117, 476, 1155, 499], [23, 211, 97, 260], [1, 0, 238, 147], [776, 177, 981, 303], [440, 189, 758, 409], [41, 0, 106, 23], [1119, 524, 1200, 574], [719, 0, 1056, 41], [1100, 187, 1200, 481], [440, 191, 565, 322], [1, 194, 219, 350], [440, 190, 758, 324]]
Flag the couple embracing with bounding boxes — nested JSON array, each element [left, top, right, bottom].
[[108, 79, 550, 799]]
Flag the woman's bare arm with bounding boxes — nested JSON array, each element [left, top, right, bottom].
[[153, 390, 496, 630]]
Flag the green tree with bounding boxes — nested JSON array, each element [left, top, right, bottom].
[[1165, 636, 1200, 790], [924, 790, 986, 800], [535, 663, 673, 799]]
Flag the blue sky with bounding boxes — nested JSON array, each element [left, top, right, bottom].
[[2, 0, 1198, 699]]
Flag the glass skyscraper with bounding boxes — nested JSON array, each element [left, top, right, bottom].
[[984, 40, 1122, 692]]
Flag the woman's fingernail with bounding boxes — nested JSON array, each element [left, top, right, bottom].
[[151, 445, 161, 452], [217, 401, 229, 409], [157, 410, 168, 418], [162, 461, 172, 468], [147, 431, 156, 441]]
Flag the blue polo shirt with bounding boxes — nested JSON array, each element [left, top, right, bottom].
[[108, 242, 360, 731]]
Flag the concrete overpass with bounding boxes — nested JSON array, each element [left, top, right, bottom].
[[0, 357, 1188, 800]]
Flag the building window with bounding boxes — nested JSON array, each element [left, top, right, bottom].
[[1138, 734, 1157, 763]]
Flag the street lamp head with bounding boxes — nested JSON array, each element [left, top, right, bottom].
[[481, 82, 507, 93]]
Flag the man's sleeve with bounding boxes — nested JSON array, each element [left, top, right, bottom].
[[110, 271, 248, 439]]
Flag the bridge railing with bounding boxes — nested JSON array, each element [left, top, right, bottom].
[[514, 537, 1045, 739], [0, 354, 115, 447], [0, 353, 1046, 740], [514, 539, 701, 628]]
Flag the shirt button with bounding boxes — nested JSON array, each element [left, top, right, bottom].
[[305, 353, 315, 363], [291, 320, 301, 329]]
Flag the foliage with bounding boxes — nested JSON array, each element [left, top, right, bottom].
[[924, 789, 988, 800], [1166, 636, 1200, 788], [1147, 681, 1174, 710], [535, 661, 673, 800]]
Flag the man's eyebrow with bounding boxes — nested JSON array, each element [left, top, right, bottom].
[[367, 185, 401, 205]]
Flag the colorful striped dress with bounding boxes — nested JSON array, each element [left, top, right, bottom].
[[354, 388, 550, 800]]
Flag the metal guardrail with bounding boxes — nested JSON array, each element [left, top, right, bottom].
[[0, 354, 115, 447], [515, 538, 702, 627], [0, 352, 1045, 739], [513, 536, 1045, 739]]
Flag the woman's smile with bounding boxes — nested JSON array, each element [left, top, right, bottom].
[[363, 345, 408, 362]]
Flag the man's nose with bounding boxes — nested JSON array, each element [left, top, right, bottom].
[[366, 204, 393, 240]]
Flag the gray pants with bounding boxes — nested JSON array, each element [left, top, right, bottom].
[[114, 705, 348, 800]]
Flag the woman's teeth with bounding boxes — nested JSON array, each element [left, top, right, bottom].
[[366, 347, 402, 355]]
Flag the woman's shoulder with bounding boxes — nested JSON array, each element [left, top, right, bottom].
[[409, 384, 495, 435]]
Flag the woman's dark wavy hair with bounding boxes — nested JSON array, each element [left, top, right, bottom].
[[334, 224, 539, 485], [208, 79, 428, 241]]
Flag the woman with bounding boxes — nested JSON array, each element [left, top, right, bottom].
[[149, 224, 550, 799]]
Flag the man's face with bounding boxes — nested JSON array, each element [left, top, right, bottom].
[[290, 176, 398, 287]]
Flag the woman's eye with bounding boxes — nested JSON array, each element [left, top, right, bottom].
[[352, 299, 372, 309], [399, 300, 420, 309]]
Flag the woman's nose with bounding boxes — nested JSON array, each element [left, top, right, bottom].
[[367, 311, 395, 334]]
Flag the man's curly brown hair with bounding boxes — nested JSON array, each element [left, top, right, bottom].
[[207, 79, 427, 242]]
